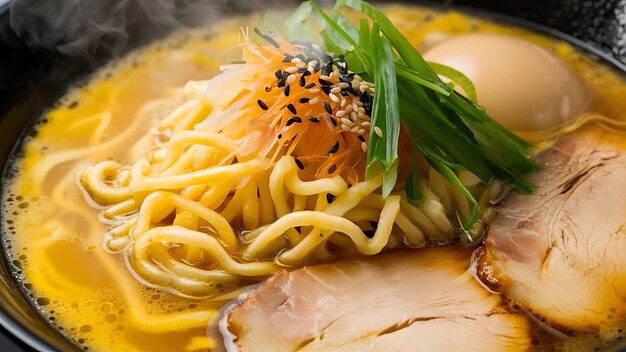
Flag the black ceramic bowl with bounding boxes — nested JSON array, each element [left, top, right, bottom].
[[1, 1, 626, 351]]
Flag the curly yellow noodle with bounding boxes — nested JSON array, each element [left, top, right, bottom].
[[130, 158, 269, 191], [132, 192, 237, 248], [74, 83, 497, 305], [45, 169, 217, 332]]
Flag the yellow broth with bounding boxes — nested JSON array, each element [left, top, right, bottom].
[[2, 5, 626, 351]]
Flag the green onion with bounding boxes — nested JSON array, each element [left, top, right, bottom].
[[367, 21, 400, 197], [291, 0, 537, 230], [404, 151, 422, 205], [428, 61, 477, 102]]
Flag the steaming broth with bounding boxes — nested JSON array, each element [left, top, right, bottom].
[[3, 5, 626, 351]]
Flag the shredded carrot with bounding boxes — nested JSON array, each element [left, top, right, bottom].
[[204, 32, 375, 185]]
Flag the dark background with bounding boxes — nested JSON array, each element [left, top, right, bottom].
[[1, 0, 626, 351]]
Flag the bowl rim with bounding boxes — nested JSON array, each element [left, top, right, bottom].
[[0, 1, 625, 351]]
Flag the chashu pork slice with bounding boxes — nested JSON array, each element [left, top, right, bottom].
[[227, 248, 532, 351], [480, 123, 626, 333]]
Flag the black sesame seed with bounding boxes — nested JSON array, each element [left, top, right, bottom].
[[319, 78, 332, 86], [323, 101, 332, 114], [328, 164, 337, 174], [277, 72, 289, 87], [313, 61, 321, 72], [297, 67, 308, 74], [340, 75, 352, 83], [283, 54, 294, 63], [275, 69, 282, 79], [301, 70, 311, 77], [327, 141, 339, 154], [300, 98, 310, 103], [265, 36, 280, 48], [277, 133, 283, 140], [326, 193, 336, 204], [322, 61, 333, 76], [284, 84, 290, 97], [287, 103, 297, 114], [321, 86, 332, 95], [307, 115, 319, 123], [257, 99, 269, 110], [299, 75, 306, 87], [295, 158, 304, 170], [286, 116, 302, 126], [358, 135, 366, 142], [340, 90, 349, 97], [304, 82, 316, 89], [296, 54, 306, 61], [253, 27, 280, 48], [330, 117, 337, 126], [265, 86, 271, 92]]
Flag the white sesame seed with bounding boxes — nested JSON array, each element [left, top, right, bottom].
[[291, 57, 302, 64], [351, 111, 359, 122], [358, 107, 366, 114], [287, 75, 296, 83], [340, 99, 347, 107], [308, 88, 320, 94], [354, 74, 362, 81], [329, 93, 340, 103], [336, 110, 347, 118], [296, 61, 306, 69], [340, 118, 352, 125], [351, 126, 359, 133], [356, 100, 364, 107], [361, 142, 368, 152], [309, 97, 320, 105], [338, 82, 349, 89], [374, 126, 383, 138], [358, 112, 368, 120], [359, 84, 368, 93], [341, 124, 351, 131], [330, 86, 341, 94], [344, 104, 353, 113], [361, 121, 371, 127], [332, 65, 339, 72], [320, 75, 331, 80], [308, 60, 318, 68], [352, 102, 359, 111], [352, 80, 360, 89], [358, 128, 366, 135], [285, 66, 298, 74]]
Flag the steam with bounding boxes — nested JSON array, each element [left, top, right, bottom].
[[8, 0, 302, 56]]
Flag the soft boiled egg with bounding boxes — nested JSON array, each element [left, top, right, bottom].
[[423, 33, 589, 132]]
